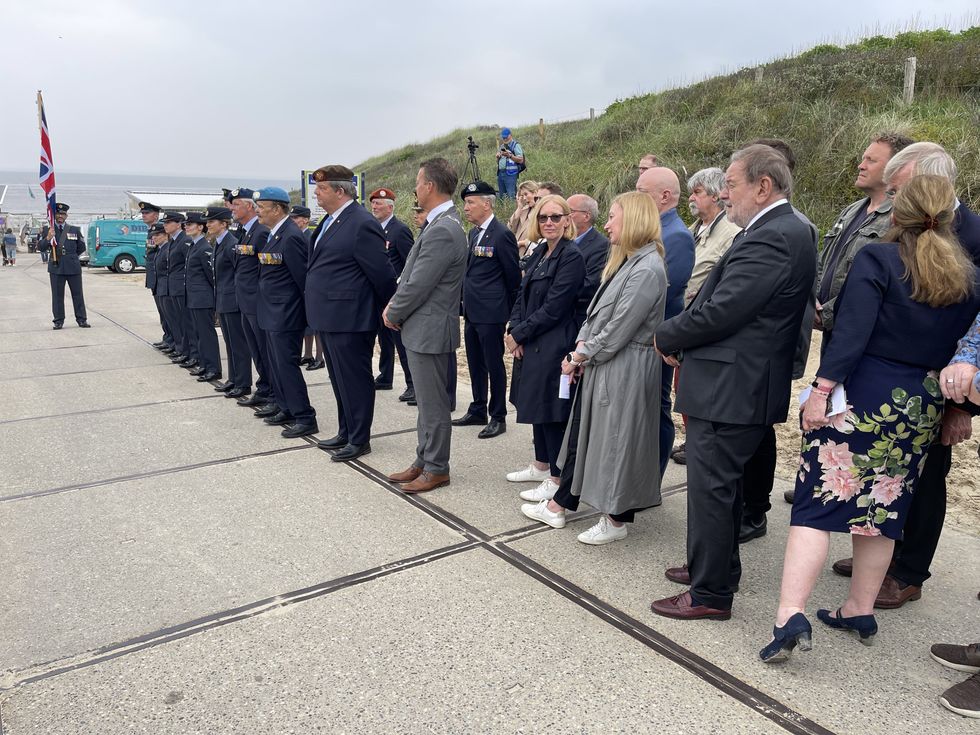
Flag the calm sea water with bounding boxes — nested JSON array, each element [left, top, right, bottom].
[[0, 170, 297, 224]]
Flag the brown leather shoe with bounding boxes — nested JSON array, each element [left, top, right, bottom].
[[401, 471, 450, 494], [874, 574, 922, 609], [387, 466, 423, 483], [650, 590, 731, 620], [665, 564, 691, 585], [831, 557, 854, 577]]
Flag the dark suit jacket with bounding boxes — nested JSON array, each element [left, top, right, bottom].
[[42, 224, 87, 276], [144, 243, 158, 292], [955, 203, 980, 265], [166, 231, 189, 297], [185, 236, 215, 310], [383, 216, 415, 277], [233, 219, 271, 315], [258, 218, 309, 332], [573, 227, 610, 328], [155, 239, 170, 297], [305, 202, 397, 333], [463, 216, 522, 324], [213, 230, 240, 314], [656, 202, 817, 425]]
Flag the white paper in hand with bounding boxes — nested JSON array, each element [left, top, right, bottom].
[[798, 384, 848, 416], [559, 374, 571, 399]]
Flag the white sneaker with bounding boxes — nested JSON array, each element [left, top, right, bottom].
[[506, 464, 551, 483], [577, 516, 628, 545], [519, 478, 559, 502], [521, 500, 566, 529]]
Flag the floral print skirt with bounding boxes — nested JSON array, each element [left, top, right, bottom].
[[791, 355, 944, 539]]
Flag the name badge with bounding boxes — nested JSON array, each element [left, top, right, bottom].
[[258, 252, 283, 265], [237, 244, 255, 256], [473, 244, 495, 257]]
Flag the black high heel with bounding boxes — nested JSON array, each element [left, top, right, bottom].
[[817, 608, 877, 646], [759, 612, 813, 663]]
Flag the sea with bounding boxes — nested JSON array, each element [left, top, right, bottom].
[[0, 170, 297, 227]]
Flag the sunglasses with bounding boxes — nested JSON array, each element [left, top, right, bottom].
[[536, 213, 565, 224]]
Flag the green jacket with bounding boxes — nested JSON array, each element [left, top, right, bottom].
[[817, 196, 893, 332]]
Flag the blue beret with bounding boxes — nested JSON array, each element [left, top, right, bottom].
[[253, 186, 290, 204]]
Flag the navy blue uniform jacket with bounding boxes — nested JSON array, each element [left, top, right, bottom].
[[463, 216, 522, 324], [954, 203, 980, 266], [233, 220, 271, 316], [42, 224, 87, 276], [573, 227, 610, 328], [185, 236, 215, 309], [144, 243, 158, 292], [155, 239, 171, 297], [383, 215, 415, 277], [213, 230, 240, 314], [258, 218, 309, 332], [305, 202, 397, 333], [166, 231, 190, 297]]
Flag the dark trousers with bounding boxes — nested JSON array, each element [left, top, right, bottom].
[[242, 311, 272, 399], [40, 250, 49, 263], [532, 421, 565, 477], [891, 442, 952, 587], [153, 293, 173, 346], [163, 295, 189, 356], [219, 311, 252, 389], [685, 417, 769, 611], [742, 426, 777, 517], [658, 364, 675, 478], [322, 331, 376, 445], [49, 274, 87, 324], [377, 324, 413, 388], [553, 386, 638, 522], [190, 308, 221, 375], [265, 329, 315, 423], [463, 320, 507, 420]]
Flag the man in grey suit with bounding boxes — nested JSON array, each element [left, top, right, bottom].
[[383, 158, 468, 494], [651, 144, 817, 621]]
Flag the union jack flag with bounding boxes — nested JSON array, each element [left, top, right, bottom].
[[37, 91, 58, 241]]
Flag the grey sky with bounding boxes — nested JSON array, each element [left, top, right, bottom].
[[1, 0, 976, 179]]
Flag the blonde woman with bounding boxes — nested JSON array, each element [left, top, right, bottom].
[[507, 180, 540, 256], [521, 191, 668, 544], [762, 175, 980, 663]]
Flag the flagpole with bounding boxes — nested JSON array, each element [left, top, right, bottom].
[[37, 90, 58, 263]]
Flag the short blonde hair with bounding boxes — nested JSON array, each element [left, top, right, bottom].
[[518, 180, 539, 195], [528, 194, 576, 242], [601, 192, 663, 282]]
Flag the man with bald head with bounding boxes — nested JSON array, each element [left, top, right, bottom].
[[636, 167, 695, 476]]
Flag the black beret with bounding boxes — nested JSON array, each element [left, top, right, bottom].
[[228, 187, 255, 201], [460, 180, 496, 199], [289, 205, 311, 218]]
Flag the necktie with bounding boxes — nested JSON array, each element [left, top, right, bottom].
[[315, 215, 333, 247]]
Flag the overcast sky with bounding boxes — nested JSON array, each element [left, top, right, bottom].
[[1, 0, 976, 179]]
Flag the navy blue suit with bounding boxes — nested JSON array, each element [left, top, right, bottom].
[[162, 231, 195, 358], [233, 218, 273, 400], [572, 227, 610, 330], [258, 217, 315, 423], [376, 216, 415, 387], [462, 216, 522, 420], [144, 235, 173, 347], [43, 223, 88, 325], [658, 208, 696, 477], [214, 230, 251, 390], [185, 235, 221, 376], [307, 202, 397, 445]]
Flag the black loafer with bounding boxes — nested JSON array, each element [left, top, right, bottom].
[[331, 442, 371, 462], [170, 354, 187, 363], [254, 404, 281, 418], [451, 412, 487, 427], [214, 381, 234, 392], [225, 387, 250, 398], [189, 366, 206, 376], [238, 393, 270, 407], [478, 419, 506, 439], [738, 513, 768, 544], [179, 359, 198, 369], [398, 387, 415, 402], [282, 422, 318, 438], [317, 434, 348, 450], [263, 411, 292, 426], [152, 341, 167, 349], [196, 372, 220, 382]]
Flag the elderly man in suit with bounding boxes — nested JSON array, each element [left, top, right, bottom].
[[369, 187, 416, 399], [651, 144, 817, 620], [384, 158, 468, 493], [307, 166, 397, 461], [567, 193, 610, 330], [453, 180, 522, 439], [41, 203, 90, 329]]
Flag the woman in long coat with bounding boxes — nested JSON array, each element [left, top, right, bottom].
[[521, 192, 667, 545]]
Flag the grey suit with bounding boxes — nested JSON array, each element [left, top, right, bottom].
[[387, 206, 468, 474]]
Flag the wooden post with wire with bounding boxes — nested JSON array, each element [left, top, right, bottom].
[[903, 56, 916, 105], [539, 118, 544, 145]]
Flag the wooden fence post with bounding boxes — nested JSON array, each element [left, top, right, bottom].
[[539, 118, 544, 144], [590, 107, 595, 121], [903, 56, 917, 105], [755, 66, 764, 82]]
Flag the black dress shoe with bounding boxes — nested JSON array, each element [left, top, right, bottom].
[[407, 396, 417, 406], [305, 358, 325, 371], [263, 411, 292, 426], [299, 356, 314, 366], [282, 422, 318, 438], [152, 341, 167, 349], [214, 381, 234, 392], [52, 323, 63, 330], [784, 488, 795, 504], [225, 387, 250, 399], [179, 359, 198, 369], [238, 393, 270, 407], [374, 379, 393, 390], [398, 387, 415, 402], [77, 320, 91, 328], [331, 442, 371, 462], [189, 366, 206, 376], [254, 404, 281, 418], [478, 419, 506, 439], [196, 371, 220, 382], [317, 434, 348, 449], [738, 513, 768, 544], [451, 412, 488, 427], [160, 346, 176, 355], [170, 354, 187, 363]]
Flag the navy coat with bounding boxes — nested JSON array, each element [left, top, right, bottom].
[[144, 242, 158, 292], [508, 238, 586, 424], [383, 215, 415, 277], [165, 231, 190, 297], [185, 236, 215, 310], [213, 230, 240, 314], [463, 216, 522, 324], [305, 202, 397, 333], [41, 224, 87, 276], [955, 203, 980, 265], [233, 218, 271, 316], [155, 239, 170, 297], [573, 226, 610, 328], [257, 218, 309, 332], [660, 208, 696, 321]]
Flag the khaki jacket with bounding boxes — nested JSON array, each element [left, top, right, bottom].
[[686, 212, 741, 304]]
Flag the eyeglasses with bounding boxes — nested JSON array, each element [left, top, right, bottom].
[[569, 209, 589, 215], [536, 213, 565, 224]]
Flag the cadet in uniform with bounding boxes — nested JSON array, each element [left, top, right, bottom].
[[160, 211, 195, 365], [208, 207, 252, 398], [40, 203, 90, 329], [139, 201, 173, 350], [183, 212, 222, 382], [253, 187, 318, 438]]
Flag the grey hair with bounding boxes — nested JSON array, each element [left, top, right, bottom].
[[687, 167, 726, 197], [571, 195, 598, 223], [730, 144, 793, 197], [883, 142, 957, 186], [375, 198, 395, 207], [478, 195, 496, 205], [330, 181, 358, 199]]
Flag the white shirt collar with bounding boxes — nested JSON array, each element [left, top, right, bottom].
[[242, 215, 258, 233], [745, 198, 788, 231], [327, 199, 355, 223], [478, 214, 495, 230], [268, 216, 290, 239], [426, 199, 454, 225], [380, 214, 394, 229]]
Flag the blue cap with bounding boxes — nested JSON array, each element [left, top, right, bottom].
[[501, 127, 511, 138], [253, 186, 290, 204], [228, 187, 255, 201]]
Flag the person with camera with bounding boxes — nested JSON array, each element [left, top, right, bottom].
[[496, 128, 525, 200]]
